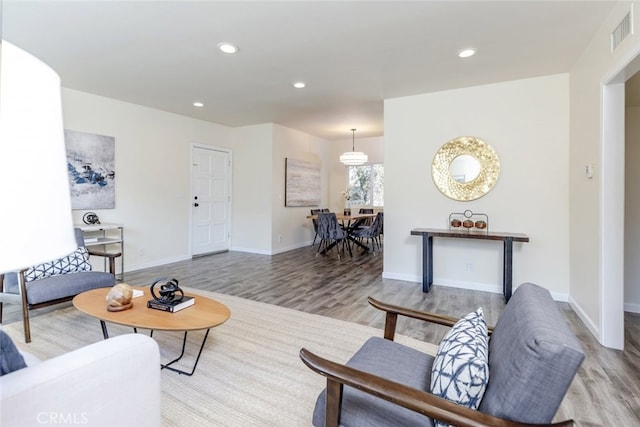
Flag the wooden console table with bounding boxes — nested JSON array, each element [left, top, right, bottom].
[[410, 228, 529, 301]]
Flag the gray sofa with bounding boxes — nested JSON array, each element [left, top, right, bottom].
[[0, 334, 161, 427], [301, 283, 585, 426]]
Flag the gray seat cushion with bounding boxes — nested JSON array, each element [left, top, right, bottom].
[[312, 336, 434, 427], [478, 282, 585, 423], [4, 271, 114, 305], [2, 228, 114, 305]]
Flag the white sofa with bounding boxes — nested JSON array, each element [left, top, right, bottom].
[[0, 334, 161, 427]]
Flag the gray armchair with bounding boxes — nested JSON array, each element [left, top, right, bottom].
[[0, 228, 120, 343], [300, 283, 585, 426]]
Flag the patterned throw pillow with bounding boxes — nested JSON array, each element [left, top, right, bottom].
[[430, 308, 489, 427], [24, 247, 92, 282]]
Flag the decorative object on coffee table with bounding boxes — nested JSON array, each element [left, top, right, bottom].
[[106, 283, 133, 312], [147, 278, 194, 313]]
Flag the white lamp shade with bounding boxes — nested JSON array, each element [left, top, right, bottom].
[[339, 151, 368, 166], [0, 41, 76, 272]]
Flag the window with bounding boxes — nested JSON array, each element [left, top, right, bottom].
[[347, 164, 384, 206]]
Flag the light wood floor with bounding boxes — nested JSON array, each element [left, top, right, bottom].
[[4, 244, 639, 425]]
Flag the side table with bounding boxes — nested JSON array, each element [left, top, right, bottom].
[[411, 228, 529, 301]]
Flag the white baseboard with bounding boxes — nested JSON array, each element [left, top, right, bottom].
[[549, 291, 569, 302], [624, 302, 640, 314], [381, 272, 570, 301], [271, 241, 313, 255], [381, 272, 504, 295], [231, 241, 312, 256], [126, 255, 192, 273], [381, 271, 420, 282], [568, 295, 600, 340], [230, 246, 272, 255], [436, 278, 502, 295]]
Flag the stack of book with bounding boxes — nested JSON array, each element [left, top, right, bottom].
[[147, 296, 194, 313]]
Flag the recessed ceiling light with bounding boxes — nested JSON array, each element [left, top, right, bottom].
[[217, 42, 239, 54], [193, 102, 204, 107], [293, 82, 306, 89], [458, 48, 477, 58]]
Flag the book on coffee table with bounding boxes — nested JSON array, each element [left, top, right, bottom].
[[147, 296, 195, 313]]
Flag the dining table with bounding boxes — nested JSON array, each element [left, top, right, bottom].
[[306, 212, 378, 255]]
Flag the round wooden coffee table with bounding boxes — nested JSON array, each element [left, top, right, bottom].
[[73, 286, 230, 375]]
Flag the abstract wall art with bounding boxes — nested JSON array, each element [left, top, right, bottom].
[[285, 158, 321, 207], [65, 129, 116, 209]]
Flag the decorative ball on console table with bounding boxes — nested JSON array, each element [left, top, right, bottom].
[[106, 283, 134, 312]]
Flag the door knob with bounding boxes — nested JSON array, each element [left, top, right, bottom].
[[194, 203, 199, 207]]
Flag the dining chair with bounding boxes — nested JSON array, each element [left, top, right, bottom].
[[353, 208, 374, 231], [316, 213, 352, 259], [352, 212, 384, 254], [310, 208, 330, 247], [310, 209, 322, 247]]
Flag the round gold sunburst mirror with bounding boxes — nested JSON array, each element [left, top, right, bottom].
[[432, 136, 500, 201]]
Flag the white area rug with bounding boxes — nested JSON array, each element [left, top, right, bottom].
[[3, 289, 438, 426]]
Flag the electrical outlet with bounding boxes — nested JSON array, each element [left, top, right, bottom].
[[139, 247, 145, 256], [464, 262, 473, 271]]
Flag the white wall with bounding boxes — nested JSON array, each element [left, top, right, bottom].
[[625, 106, 640, 313], [63, 90, 333, 266], [231, 123, 331, 255], [383, 74, 570, 298], [62, 88, 233, 272], [231, 124, 273, 254], [272, 124, 330, 253], [569, 1, 640, 346]]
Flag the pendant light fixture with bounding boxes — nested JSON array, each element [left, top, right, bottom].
[[339, 128, 368, 166]]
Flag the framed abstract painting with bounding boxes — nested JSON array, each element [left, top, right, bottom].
[[285, 158, 320, 207], [65, 129, 116, 209]]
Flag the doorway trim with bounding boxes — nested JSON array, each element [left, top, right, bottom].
[[600, 46, 640, 349], [600, 82, 625, 349]]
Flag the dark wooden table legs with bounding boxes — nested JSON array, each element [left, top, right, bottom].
[[503, 237, 514, 301], [412, 229, 528, 302], [422, 234, 433, 293]]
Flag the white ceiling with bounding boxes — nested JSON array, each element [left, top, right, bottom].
[[2, 1, 618, 140]]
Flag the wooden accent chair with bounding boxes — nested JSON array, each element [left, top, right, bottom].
[[300, 283, 584, 427], [0, 228, 120, 343]]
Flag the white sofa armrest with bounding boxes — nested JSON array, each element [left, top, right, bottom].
[[1, 334, 161, 427], [19, 350, 42, 367]]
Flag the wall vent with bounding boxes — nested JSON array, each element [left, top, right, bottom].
[[611, 9, 633, 52]]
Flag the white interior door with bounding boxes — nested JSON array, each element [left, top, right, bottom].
[[191, 146, 231, 255]]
